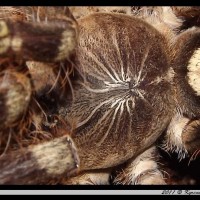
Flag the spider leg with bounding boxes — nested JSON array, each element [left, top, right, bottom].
[[161, 113, 200, 161], [0, 7, 78, 63], [113, 146, 166, 185], [0, 133, 79, 184], [0, 70, 31, 130]]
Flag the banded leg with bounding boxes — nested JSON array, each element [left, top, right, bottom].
[[113, 146, 166, 185], [0, 7, 78, 62], [161, 113, 200, 160], [0, 134, 79, 184], [0, 70, 31, 129]]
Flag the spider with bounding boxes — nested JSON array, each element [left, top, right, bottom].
[[0, 6, 200, 185]]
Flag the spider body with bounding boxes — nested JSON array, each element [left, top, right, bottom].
[[61, 13, 174, 170]]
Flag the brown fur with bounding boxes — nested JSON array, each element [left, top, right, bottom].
[[63, 13, 174, 170]]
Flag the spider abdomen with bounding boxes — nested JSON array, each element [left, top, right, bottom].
[[61, 13, 175, 170]]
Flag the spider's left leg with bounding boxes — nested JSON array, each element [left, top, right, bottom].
[[113, 146, 166, 185], [0, 133, 80, 185], [0, 6, 78, 63]]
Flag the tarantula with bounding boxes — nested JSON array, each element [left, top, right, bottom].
[[0, 6, 200, 185]]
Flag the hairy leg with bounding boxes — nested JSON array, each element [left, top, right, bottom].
[[0, 134, 79, 184], [161, 113, 200, 160], [113, 146, 166, 185], [0, 11, 77, 63]]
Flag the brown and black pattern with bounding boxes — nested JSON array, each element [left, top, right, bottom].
[[60, 13, 175, 171], [0, 18, 77, 62]]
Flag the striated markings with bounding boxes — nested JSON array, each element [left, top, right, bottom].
[[59, 13, 174, 170], [68, 43, 153, 145]]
